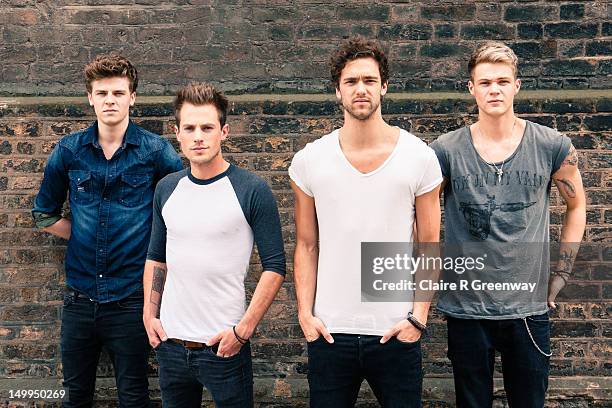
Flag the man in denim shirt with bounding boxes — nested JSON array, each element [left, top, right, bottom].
[[32, 54, 182, 407]]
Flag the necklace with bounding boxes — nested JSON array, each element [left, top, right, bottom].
[[477, 118, 517, 184]]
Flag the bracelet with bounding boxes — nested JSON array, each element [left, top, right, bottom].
[[232, 325, 248, 345], [551, 270, 569, 285], [406, 312, 427, 333]]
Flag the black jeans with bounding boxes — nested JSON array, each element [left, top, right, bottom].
[[307, 334, 423, 408], [155, 340, 253, 408], [446, 312, 551, 408], [60, 290, 151, 408]]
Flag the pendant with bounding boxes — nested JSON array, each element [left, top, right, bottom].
[[496, 169, 503, 184]]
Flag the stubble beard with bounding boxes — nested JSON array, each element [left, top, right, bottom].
[[342, 98, 380, 121]]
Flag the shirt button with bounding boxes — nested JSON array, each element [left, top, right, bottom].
[[100, 222, 105, 226], [104, 196, 109, 201], [99, 249, 103, 253], [99, 275, 102, 278]]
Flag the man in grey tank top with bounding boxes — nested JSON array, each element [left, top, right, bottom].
[[430, 42, 586, 407]]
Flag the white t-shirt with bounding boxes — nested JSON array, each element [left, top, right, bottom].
[[289, 128, 442, 335]]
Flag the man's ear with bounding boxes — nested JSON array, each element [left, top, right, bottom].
[[514, 78, 521, 95], [87, 92, 94, 106], [467, 80, 475, 96], [220, 124, 229, 140], [335, 86, 341, 101], [130, 91, 136, 107], [381, 81, 388, 96], [174, 124, 180, 141]]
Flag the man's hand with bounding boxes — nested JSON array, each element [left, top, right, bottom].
[[380, 319, 422, 344], [144, 316, 167, 348], [207, 327, 245, 358], [299, 314, 334, 343]]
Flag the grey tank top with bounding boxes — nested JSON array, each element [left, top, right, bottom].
[[430, 120, 571, 319]]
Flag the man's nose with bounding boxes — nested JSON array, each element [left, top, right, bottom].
[[356, 80, 366, 94]]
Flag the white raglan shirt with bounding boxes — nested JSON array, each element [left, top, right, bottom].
[[289, 128, 442, 335]]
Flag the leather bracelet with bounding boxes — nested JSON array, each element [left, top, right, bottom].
[[232, 325, 248, 345], [406, 312, 427, 333]]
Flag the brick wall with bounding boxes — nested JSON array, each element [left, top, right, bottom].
[[0, 1, 610, 96], [0, 90, 610, 406], [0, 0, 611, 406]]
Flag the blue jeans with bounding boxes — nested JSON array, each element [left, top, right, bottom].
[[155, 340, 253, 407], [307, 334, 423, 408], [60, 290, 150, 408], [446, 312, 551, 408]]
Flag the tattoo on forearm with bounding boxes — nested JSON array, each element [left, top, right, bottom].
[[557, 249, 574, 274], [561, 145, 578, 167], [150, 265, 167, 318], [551, 249, 574, 286], [558, 178, 576, 198]]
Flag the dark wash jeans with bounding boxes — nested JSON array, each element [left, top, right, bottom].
[[60, 290, 151, 408], [155, 340, 253, 408], [307, 334, 423, 408], [446, 312, 551, 408]]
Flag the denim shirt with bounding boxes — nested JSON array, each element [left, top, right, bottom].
[[32, 121, 183, 302]]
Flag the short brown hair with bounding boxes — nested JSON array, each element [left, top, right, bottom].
[[330, 36, 389, 89], [84, 54, 138, 93], [468, 41, 519, 80], [173, 82, 229, 127]]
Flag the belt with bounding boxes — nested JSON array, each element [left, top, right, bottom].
[[169, 338, 213, 350]]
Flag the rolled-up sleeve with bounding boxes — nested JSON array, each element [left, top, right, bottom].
[[32, 144, 70, 228]]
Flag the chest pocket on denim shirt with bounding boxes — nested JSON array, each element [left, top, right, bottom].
[[120, 173, 152, 207], [68, 170, 93, 204]]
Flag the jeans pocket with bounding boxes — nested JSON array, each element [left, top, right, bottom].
[[63, 293, 74, 307], [527, 311, 550, 323], [306, 335, 324, 344], [395, 336, 421, 346], [206, 345, 242, 360], [153, 341, 167, 352]]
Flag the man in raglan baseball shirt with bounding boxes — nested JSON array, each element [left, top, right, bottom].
[[430, 42, 586, 408], [143, 82, 286, 407], [290, 36, 443, 407]]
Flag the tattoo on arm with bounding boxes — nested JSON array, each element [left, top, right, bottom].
[[150, 265, 167, 318], [552, 249, 574, 284], [558, 178, 576, 198], [561, 145, 578, 167]]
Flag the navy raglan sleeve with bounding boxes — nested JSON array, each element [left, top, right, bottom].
[[147, 181, 169, 263], [250, 180, 286, 276]]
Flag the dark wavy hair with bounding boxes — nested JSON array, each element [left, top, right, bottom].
[[84, 53, 138, 93], [330, 36, 389, 89]]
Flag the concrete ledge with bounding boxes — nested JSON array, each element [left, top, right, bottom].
[[0, 89, 611, 107]]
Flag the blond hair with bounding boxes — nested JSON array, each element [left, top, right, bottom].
[[468, 42, 518, 80]]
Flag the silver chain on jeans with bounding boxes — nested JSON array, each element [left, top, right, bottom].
[[522, 317, 553, 357]]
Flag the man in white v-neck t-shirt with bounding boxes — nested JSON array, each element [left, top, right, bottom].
[[289, 36, 442, 407]]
